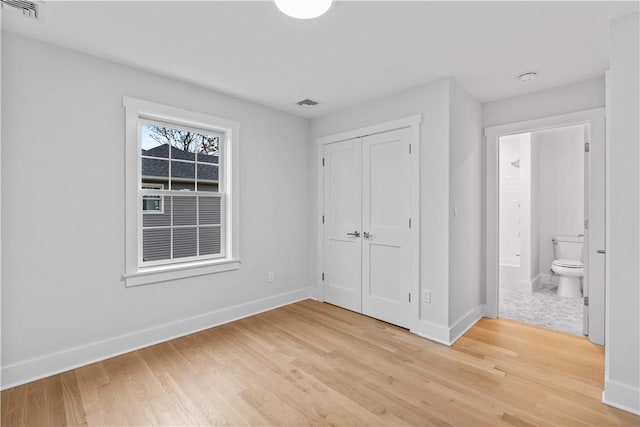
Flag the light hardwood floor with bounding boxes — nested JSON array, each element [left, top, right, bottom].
[[2, 300, 638, 426]]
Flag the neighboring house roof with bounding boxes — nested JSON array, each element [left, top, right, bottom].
[[142, 144, 219, 164], [141, 144, 218, 181]]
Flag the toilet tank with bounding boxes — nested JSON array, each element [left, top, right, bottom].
[[552, 235, 584, 261]]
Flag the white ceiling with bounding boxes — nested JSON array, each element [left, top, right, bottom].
[[2, 1, 638, 118]]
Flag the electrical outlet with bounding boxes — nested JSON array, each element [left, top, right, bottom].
[[267, 272, 275, 282], [423, 290, 431, 303]]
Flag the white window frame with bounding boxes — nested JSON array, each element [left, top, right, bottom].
[[122, 96, 240, 287]]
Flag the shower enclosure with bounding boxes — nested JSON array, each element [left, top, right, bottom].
[[499, 132, 538, 293]]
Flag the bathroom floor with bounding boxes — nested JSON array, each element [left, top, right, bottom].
[[499, 287, 584, 336]]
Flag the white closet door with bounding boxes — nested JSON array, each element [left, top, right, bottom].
[[323, 138, 362, 313], [361, 128, 411, 328]]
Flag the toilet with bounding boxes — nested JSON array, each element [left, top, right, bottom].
[[551, 235, 584, 298]]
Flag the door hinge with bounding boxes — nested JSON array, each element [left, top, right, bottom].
[[409, 292, 411, 303], [584, 142, 590, 153], [584, 296, 589, 307], [409, 144, 412, 154], [409, 218, 412, 229], [584, 219, 589, 230], [322, 158, 325, 166], [322, 215, 325, 224], [322, 272, 325, 281]]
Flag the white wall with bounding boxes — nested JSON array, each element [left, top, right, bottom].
[[604, 12, 640, 414], [448, 80, 483, 328], [499, 132, 540, 292], [483, 77, 605, 128], [499, 135, 521, 265], [518, 133, 534, 286], [533, 125, 585, 275], [1, 33, 311, 388], [530, 140, 540, 284], [0, 29, 3, 377], [310, 79, 452, 335], [309, 78, 484, 342]]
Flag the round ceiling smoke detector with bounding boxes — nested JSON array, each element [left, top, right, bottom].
[[275, 0, 332, 19], [518, 72, 538, 83]]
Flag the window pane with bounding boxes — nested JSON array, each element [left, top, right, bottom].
[[199, 226, 221, 255], [143, 196, 170, 227], [197, 135, 220, 163], [171, 182, 196, 191], [143, 228, 171, 261], [173, 227, 197, 258], [142, 197, 161, 212], [199, 197, 221, 225], [171, 161, 194, 190], [197, 163, 218, 191], [170, 145, 195, 161], [173, 196, 196, 226], [141, 124, 170, 159], [141, 159, 169, 189], [197, 152, 219, 164]]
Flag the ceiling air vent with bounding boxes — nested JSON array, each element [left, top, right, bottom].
[[296, 98, 321, 107], [1, 0, 39, 18]]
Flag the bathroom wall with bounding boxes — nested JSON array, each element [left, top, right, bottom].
[[499, 132, 537, 291], [533, 125, 585, 277], [530, 143, 541, 286], [518, 133, 536, 286], [499, 135, 521, 266]]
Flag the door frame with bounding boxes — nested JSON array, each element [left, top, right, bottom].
[[316, 114, 422, 330], [484, 108, 605, 344]]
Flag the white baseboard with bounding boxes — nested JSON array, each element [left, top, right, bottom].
[[411, 305, 483, 346], [531, 274, 542, 290], [448, 305, 484, 344], [412, 319, 451, 345], [482, 303, 497, 319], [501, 274, 545, 294], [603, 380, 640, 415], [1, 287, 313, 390]]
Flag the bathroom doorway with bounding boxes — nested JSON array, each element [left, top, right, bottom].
[[485, 109, 606, 345], [497, 125, 585, 336]]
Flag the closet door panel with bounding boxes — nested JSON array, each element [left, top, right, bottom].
[[323, 138, 362, 313], [362, 128, 411, 328]]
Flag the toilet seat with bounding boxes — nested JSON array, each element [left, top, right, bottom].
[[552, 258, 583, 268]]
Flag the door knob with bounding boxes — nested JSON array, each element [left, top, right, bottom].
[[363, 231, 373, 239], [346, 231, 360, 237]]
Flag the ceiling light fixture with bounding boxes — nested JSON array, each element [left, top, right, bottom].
[[517, 72, 538, 83], [275, 0, 332, 19]]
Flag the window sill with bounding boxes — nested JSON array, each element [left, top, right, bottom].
[[123, 258, 240, 287]]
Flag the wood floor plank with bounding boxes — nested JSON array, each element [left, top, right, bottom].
[[2, 300, 638, 426], [59, 371, 87, 427]]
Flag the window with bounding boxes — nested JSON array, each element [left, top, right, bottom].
[[142, 183, 164, 214], [139, 121, 224, 265], [123, 97, 240, 287]]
